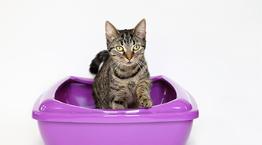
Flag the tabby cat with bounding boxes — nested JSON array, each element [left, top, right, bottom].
[[89, 19, 152, 109]]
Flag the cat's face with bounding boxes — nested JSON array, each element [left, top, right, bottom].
[[105, 19, 146, 66]]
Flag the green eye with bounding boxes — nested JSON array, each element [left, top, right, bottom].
[[133, 45, 141, 51], [115, 46, 124, 52]]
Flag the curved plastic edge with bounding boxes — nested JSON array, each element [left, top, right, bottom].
[[32, 75, 199, 123]]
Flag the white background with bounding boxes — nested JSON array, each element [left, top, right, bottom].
[[0, 0, 261, 145]]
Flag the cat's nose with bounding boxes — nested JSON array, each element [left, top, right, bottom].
[[124, 52, 133, 60], [126, 55, 132, 61]]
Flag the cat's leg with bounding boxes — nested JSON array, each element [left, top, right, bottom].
[[111, 96, 128, 109], [109, 89, 129, 109], [136, 79, 153, 108]]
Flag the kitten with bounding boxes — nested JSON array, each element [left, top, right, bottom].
[[89, 19, 152, 109]]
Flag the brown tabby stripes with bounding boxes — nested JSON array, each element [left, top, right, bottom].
[[90, 19, 152, 109]]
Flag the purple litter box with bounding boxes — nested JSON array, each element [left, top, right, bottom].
[[32, 76, 199, 145]]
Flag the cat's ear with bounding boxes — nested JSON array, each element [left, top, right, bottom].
[[105, 21, 119, 42], [134, 19, 146, 39]]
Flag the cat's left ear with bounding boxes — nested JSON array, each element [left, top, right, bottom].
[[134, 19, 146, 39], [105, 21, 119, 42]]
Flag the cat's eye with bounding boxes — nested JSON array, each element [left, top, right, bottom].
[[133, 45, 141, 51], [115, 46, 124, 52]]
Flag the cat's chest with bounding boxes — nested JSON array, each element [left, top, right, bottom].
[[110, 75, 139, 89]]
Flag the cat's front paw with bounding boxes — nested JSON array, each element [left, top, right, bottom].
[[138, 95, 153, 108]]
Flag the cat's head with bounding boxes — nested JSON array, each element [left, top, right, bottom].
[[105, 19, 146, 66]]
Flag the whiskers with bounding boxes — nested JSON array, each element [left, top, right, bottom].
[[136, 61, 146, 72], [112, 60, 147, 78], [112, 61, 120, 72]]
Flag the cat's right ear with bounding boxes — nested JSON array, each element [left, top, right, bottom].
[[105, 21, 119, 42]]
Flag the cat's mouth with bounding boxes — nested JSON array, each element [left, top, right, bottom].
[[120, 61, 135, 67], [126, 61, 136, 66], [118, 60, 136, 66]]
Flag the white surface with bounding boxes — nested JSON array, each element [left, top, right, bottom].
[[0, 0, 261, 145]]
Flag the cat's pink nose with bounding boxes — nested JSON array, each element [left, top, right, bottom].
[[127, 56, 132, 60], [125, 52, 133, 60]]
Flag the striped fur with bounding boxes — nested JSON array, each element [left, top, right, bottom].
[[90, 19, 152, 109]]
